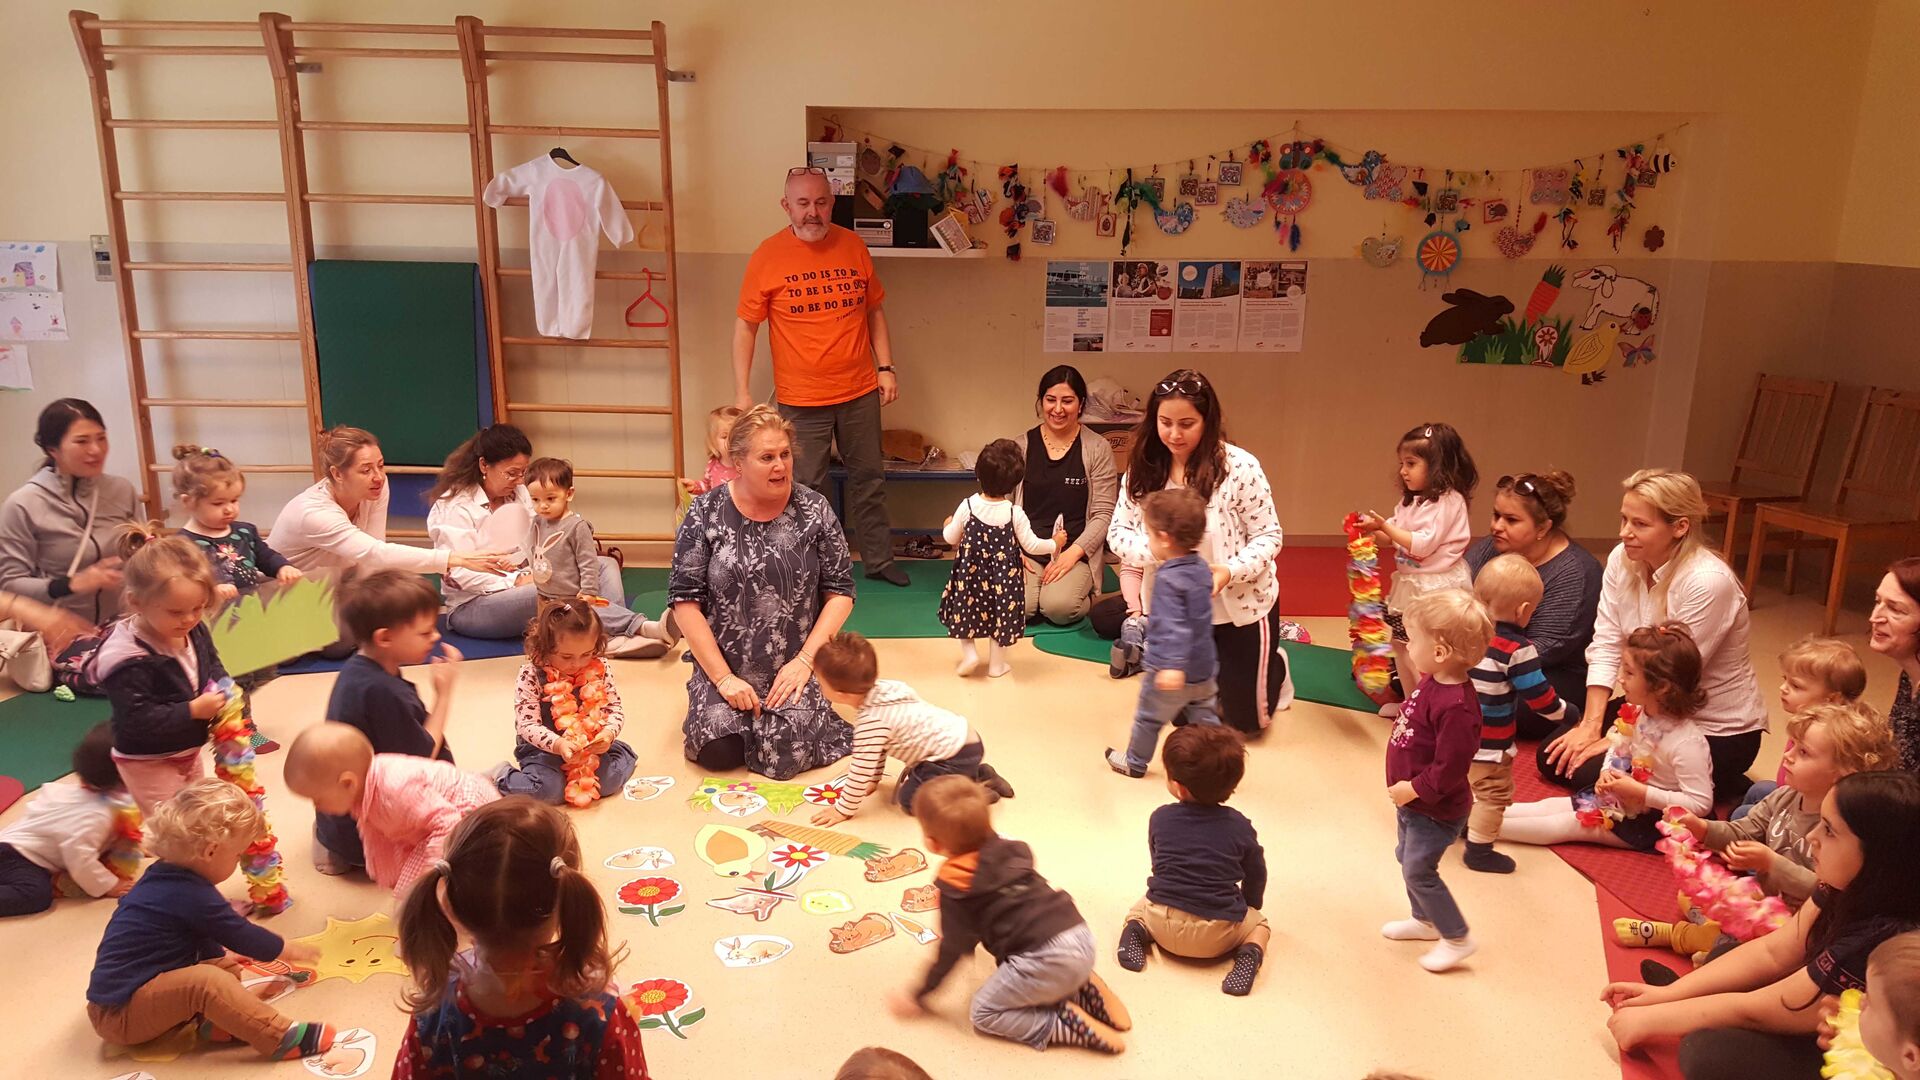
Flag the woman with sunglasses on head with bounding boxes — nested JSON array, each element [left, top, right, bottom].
[[1107, 370, 1291, 734], [1464, 470, 1603, 738]]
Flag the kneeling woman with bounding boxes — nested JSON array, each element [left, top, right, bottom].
[[1603, 770, 1920, 1079], [669, 406, 856, 779]]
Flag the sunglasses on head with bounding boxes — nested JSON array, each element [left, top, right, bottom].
[[787, 166, 828, 177], [1154, 376, 1207, 398], [1498, 474, 1539, 497]]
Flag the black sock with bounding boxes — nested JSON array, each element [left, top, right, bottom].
[[1222, 943, 1264, 996], [977, 762, 1015, 798], [1640, 959, 1681, 986], [1463, 841, 1517, 874], [1117, 920, 1151, 972]]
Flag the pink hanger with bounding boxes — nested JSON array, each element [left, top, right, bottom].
[[624, 268, 669, 328]]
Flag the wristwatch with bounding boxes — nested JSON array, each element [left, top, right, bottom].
[[876, 365, 895, 373]]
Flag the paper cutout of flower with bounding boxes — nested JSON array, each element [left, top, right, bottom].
[[616, 877, 686, 926], [769, 843, 829, 871], [803, 783, 843, 806], [623, 978, 705, 1039]]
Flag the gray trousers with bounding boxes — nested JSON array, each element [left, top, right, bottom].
[[968, 923, 1096, 1050], [780, 390, 894, 571]]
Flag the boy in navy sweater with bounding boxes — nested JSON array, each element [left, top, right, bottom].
[[1117, 724, 1269, 995], [1107, 488, 1221, 778], [1383, 589, 1492, 973], [314, 570, 460, 876], [86, 778, 335, 1060]]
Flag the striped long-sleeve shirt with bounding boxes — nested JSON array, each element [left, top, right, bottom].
[[1470, 622, 1573, 760], [838, 680, 970, 817]]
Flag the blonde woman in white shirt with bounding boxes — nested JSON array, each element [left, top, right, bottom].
[[1539, 468, 1768, 802], [1109, 369, 1291, 734]]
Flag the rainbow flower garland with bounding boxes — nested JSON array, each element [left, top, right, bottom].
[[1654, 808, 1787, 941], [545, 659, 614, 807], [1342, 512, 1394, 702], [210, 679, 290, 914], [103, 790, 143, 882], [1824, 989, 1895, 1079]]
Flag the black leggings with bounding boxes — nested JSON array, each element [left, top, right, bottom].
[[1678, 1027, 1821, 1079], [0, 843, 54, 917], [693, 733, 748, 773], [1214, 605, 1288, 735], [1533, 699, 1766, 804]]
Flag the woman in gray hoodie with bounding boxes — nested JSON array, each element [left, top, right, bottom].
[[0, 399, 140, 626]]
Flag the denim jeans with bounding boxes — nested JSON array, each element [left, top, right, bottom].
[[1395, 806, 1469, 940], [967, 923, 1096, 1049], [1124, 677, 1221, 771], [1731, 779, 1778, 821], [445, 557, 627, 639], [496, 739, 638, 805]]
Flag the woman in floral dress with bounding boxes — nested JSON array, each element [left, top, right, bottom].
[[669, 406, 856, 779]]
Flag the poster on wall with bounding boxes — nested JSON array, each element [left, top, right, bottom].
[[1106, 259, 1174, 352], [0, 242, 58, 290], [0, 345, 30, 390], [1238, 260, 1310, 351], [1172, 260, 1241, 352], [0, 290, 67, 341], [1042, 261, 1110, 353]]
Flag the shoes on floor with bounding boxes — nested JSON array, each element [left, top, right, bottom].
[[866, 563, 910, 587], [1104, 748, 1145, 778], [1109, 640, 1141, 679], [1419, 935, 1478, 973], [1380, 918, 1441, 942]]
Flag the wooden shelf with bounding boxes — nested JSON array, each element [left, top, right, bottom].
[[868, 246, 986, 259]]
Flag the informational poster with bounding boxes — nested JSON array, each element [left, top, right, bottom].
[[1238, 260, 1310, 351], [1106, 258, 1174, 352], [1172, 260, 1241, 352], [0, 241, 58, 290], [0, 289, 66, 341], [1042, 261, 1110, 352], [0, 345, 29, 390]]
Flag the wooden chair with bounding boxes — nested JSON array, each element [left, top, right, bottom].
[[1745, 388, 1920, 633], [1700, 374, 1836, 567]]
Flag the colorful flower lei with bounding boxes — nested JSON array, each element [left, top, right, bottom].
[[1654, 808, 1789, 941], [545, 659, 613, 807], [209, 680, 289, 913], [1342, 512, 1394, 702]]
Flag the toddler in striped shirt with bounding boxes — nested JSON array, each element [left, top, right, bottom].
[[809, 632, 1014, 824], [1464, 554, 1578, 874]]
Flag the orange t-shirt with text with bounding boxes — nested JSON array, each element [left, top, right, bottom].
[[736, 225, 886, 408]]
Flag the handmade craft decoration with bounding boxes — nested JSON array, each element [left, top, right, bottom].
[[1569, 266, 1660, 332], [210, 681, 289, 913], [291, 913, 403, 984], [543, 660, 613, 807], [623, 978, 705, 1040], [828, 913, 896, 954], [1555, 207, 1580, 250], [1532, 323, 1564, 368], [1619, 337, 1657, 368], [1530, 167, 1571, 205], [1342, 513, 1394, 702], [1494, 212, 1549, 259], [207, 577, 337, 678], [1655, 810, 1791, 941], [1642, 225, 1666, 253], [1415, 230, 1462, 289], [715, 935, 794, 968], [1329, 149, 1407, 202], [997, 164, 1034, 260], [1420, 290, 1514, 348], [1563, 321, 1624, 385], [1222, 195, 1266, 229], [1483, 198, 1510, 224], [749, 819, 889, 859], [693, 823, 766, 877], [1218, 157, 1244, 186], [617, 877, 686, 925], [1064, 184, 1100, 222], [1359, 232, 1402, 268], [1263, 170, 1311, 250], [1524, 264, 1566, 322], [1154, 201, 1196, 236], [1824, 989, 1897, 1080], [864, 848, 929, 882]]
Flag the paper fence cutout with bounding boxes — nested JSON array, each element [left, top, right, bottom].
[[302, 1027, 375, 1078], [693, 823, 766, 877], [714, 934, 794, 968], [604, 845, 675, 871], [802, 889, 854, 915], [863, 847, 929, 882], [291, 913, 403, 984], [828, 913, 896, 954], [623, 775, 676, 802], [208, 577, 338, 677], [889, 912, 940, 945], [749, 819, 889, 860]]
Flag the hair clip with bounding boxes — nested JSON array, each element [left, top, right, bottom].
[[549, 856, 567, 878], [432, 858, 451, 876], [1422, 426, 1434, 439]]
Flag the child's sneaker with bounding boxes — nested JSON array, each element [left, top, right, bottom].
[[1103, 749, 1145, 778], [1047, 1001, 1126, 1054], [1108, 639, 1141, 679], [1380, 918, 1441, 941], [1463, 841, 1516, 874], [1419, 935, 1477, 973], [1075, 971, 1131, 1030]]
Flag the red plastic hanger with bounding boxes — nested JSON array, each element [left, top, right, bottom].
[[624, 268, 669, 328]]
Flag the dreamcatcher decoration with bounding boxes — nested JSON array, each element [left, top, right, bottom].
[[1260, 138, 1320, 250], [1415, 230, 1462, 289], [1342, 513, 1394, 703]]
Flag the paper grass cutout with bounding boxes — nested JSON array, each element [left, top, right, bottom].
[[604, 845, 675, 871], [863, 847, 928, 882], [828, 913, 896, 954], [292, 913, 403, 984], [714, 934, 794, 968], [802, 889, 854, 915], [302, 1028, 375, 1078], [210, 681, 289, 913], [623, 978, 705, 1039], [1825, 989, 1896, 1080], [623, 775, 676, 802], [688, 776, 808, 815], [693, 823, 766, 877], [901, 884, 939, 912], [889, 912, 940, 945], [207, 577, 338, 677], [617, 877, 687, 926], [750, 819, 889, 860]]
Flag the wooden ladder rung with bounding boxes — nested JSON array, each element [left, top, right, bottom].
[[293, 46, 461, 60], [130, 329, 300, 340], [149, 462, 310, 473], [306, 192, 470, 205], [298, 121, 469, 133], [100, 45, 266, 57], [125, 262, 295, 272], [482, 50, 654, 65], [116, 190, 284, 201], [490, 124, 659, 139], [594, 533, 676, 542], [143, 398, 307, 409], [80, 18, 258, 30], [507, 402, 671, 415], [574, 469, 675, 479], [382, 465, 440, 475], [282, 22, 454, 35], [483, 27, 654, 41], [105, 118, 278, 130], [495, 196, 663, 212], [500, 336, 667, 349], [497, 267, 664, 282]]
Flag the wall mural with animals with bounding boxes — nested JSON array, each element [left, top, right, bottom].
[[1422, 262, 1660, 385]]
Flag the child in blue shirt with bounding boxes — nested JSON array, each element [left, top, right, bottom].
[[1107, 488, 1221, 777]]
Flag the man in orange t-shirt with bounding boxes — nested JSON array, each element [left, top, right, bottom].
[[734, 167, 906, 586]]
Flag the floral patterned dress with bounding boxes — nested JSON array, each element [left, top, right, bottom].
[[668, 483, 855, 779], [394, 963, 648, 1080], [937, 497, 1026, 646], [1893, 671, 1918, 774]]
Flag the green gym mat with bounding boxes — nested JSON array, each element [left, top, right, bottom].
[[310, 259, 486, 467], [0, 692, 112, 796], [1028, 619, 1377, 713], [622, 562, 954, 639]]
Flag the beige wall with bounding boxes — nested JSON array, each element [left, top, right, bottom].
[[1838, 0, 1920, 269], [0, 0, 1905, 542]]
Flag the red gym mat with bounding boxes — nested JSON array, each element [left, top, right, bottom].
[[0, 775, 23, 815], [1275, 545, 1397, 618], [1596, 883, 1685, 1080], [1511, 743, 1682, 922]]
